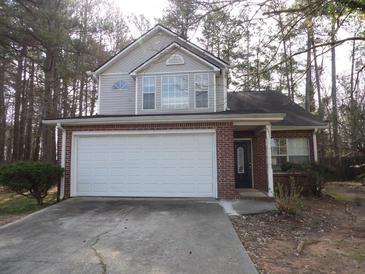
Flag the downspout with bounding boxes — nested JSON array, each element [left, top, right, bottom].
[[313, 128, 318, 162], [56, 123, 66, 200]]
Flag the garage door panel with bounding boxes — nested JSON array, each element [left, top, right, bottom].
[[74, 132, 215, 197]]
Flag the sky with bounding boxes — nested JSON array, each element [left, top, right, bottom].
[[112, 0, 352, 94], [113, 0, 168, 30]]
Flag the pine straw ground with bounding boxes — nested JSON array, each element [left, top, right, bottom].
[[231, 182, 365, 274]]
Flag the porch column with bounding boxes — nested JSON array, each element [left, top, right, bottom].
[[265, 125, 274, 197], [57, 124, 66, 200], [313, 128, 318, 162]]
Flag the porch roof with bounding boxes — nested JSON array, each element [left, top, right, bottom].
[[227, 91, 327, 128]]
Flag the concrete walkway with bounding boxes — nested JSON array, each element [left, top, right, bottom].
[[0, 198, 257, 274], [220, 199, 277, 216]]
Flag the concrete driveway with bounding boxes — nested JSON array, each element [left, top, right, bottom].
[[0, 198, 257, 274]]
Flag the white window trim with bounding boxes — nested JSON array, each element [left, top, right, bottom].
[[194, 73, 209, 109], [142, 76, 157, 110], [271, 137, 310, 170], [112, 80, 129, 90], [160, 74, 190, 110]]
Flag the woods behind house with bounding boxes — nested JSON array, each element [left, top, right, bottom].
[[0, 0, 364, 170]]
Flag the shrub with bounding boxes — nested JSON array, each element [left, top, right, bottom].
[[0, 162, 64, 205], [275, 177, 303, 215], [282, 161, 334, 196], [356, 173, 365, 186]]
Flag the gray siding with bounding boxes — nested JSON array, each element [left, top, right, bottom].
[[136, 72, 215, 114], [215, 73, 226, 112], [103, 32, 174, 73], [140, 48, 213, 74], [98, 30, 227, 115], [99, 74, 135, 115]]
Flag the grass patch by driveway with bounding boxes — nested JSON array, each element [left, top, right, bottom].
[[0, 192, 56, 225]]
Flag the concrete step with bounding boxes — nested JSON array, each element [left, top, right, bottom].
[[237, 189, 275, 202]]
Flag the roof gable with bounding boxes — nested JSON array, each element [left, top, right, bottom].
[[93, 24, 228, 75], [130, 42, 220, 75]]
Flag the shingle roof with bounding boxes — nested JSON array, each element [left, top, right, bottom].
[[227, 91, 327, 127]]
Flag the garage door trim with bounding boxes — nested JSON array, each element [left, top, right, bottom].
[[70, 129, 217, 198]]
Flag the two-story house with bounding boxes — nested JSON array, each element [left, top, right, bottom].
[[44, 24, 326, 199]]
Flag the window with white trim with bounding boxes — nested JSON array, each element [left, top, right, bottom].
[[112, 80, 129, 90], [161, 75, 189, 109], [195, 73, 208, 108], [143, 76, 155, 110], [271, 138, 310, 171]]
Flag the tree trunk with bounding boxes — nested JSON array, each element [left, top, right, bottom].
[[24, 60, 35, 160], [0, 59, 6, 163], [331, 19, 340, 159], [12, 46, 26, 161], [41, 47, 57, 163], [305, 27, 312, 111]]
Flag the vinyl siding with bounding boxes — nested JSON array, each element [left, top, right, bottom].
[[103, 32, 175, 74], [99, 74, 135, 115], [98, 31, 226, 115], [139, 48, 215, 74], [137, 72, 215, 114], [216, 73, 226, 112]]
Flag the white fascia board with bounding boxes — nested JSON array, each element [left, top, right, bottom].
[[272, 125, 327, 130], [43, 113, 285, 126], [130, 42, 220, 76]]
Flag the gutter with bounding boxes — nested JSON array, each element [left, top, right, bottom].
[[272, 125, 328, 130], [43, 113, 286, 126]]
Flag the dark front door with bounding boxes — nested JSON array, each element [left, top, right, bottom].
[[234, 140, 253, 188]]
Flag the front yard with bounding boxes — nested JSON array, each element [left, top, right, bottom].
[[0, 191, 57, 226], [231, 182, 365, 274]]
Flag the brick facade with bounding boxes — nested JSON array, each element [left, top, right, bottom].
[[234, 129, 315, 193], [62, 122, 240, 199], [59, 123, 316, 199]]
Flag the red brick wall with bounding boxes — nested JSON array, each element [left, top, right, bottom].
[[63, 122, 240, 199]]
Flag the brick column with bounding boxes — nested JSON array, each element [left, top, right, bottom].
[[216, 123, 240, 199]]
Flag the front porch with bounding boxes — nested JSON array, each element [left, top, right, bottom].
[[233, 125, 274, 198]]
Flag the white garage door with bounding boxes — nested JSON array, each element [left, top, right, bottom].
[[72, 131, 216, 197]]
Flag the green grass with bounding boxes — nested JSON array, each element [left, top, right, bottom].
[[0, 192, 57, 216], [325, 190, 365, 205], [352, 247, 365, 263]]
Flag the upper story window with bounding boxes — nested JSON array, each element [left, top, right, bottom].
[[161, 75, 189, 109], [271, 138, 309, 172], [166, 54, 184, 65], [112, 80, 129, 90], [195, 73, 209, 108], [143, 76, 156, 110]]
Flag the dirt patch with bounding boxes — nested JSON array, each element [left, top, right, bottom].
[[0, 214, 27, 226], [231, 184, 365, 274]]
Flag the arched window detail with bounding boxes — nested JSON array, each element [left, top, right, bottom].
[[166, 54, 184, 65], [112, 80, 129, 90]]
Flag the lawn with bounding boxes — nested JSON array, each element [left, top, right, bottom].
[[231, 181, 365, 274], [0, 191, 57, 226]]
